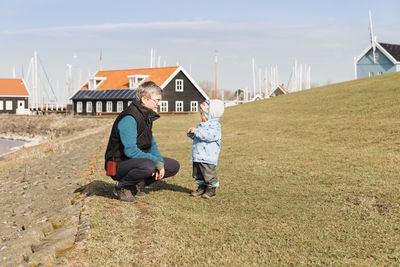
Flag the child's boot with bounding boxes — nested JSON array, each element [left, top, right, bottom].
[[191, 184, 206, 197], [201, 186, 216, 199]]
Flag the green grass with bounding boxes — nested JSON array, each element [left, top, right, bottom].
[[82, 73, 400, 266]]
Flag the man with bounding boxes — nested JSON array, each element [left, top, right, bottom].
[[105, 81, 180, 202]]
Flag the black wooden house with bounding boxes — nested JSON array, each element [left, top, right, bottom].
[[71, 66, 209, 115], [0, 79, 30, 115]]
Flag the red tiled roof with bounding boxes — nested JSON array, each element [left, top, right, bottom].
[[79, 66, 179, 90], [278, 84, 289, 94], [0, 79, 29, 96]]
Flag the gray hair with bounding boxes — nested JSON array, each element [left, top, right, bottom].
[[135, 81, 162, 102]]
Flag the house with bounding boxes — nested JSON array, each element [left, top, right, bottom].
[[0, 79, 30, 115], [250, 93, 264, 101], [71, 66, 209, 115], [355, 42, 400, 79], [268, 84, 288, 97]]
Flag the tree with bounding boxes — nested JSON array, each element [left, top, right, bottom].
[[197, 80, 213, 99], [197, 80, 233, 100]]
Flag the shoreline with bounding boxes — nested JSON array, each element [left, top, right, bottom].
[[0, 134, 43, 157]]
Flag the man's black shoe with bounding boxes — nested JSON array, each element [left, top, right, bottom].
[[113, 185, 137, 202], [131, 180, 146, 198]]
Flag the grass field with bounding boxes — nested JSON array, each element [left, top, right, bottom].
[[81, 73, 400, 265]]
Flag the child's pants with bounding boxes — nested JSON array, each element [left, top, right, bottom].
[[192, 162, 219, 187]]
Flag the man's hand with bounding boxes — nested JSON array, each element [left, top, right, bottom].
[[187, 127, 195, 134], [155, 168, 165, 180]]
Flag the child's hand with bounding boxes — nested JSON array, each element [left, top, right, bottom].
[[187, 127, 195, 134]]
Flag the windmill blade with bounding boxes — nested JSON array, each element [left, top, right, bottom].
[[369, 10, 376, 63]]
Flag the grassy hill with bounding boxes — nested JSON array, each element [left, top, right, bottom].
[[82, 72, 400, 265]]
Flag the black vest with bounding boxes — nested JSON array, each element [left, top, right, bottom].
[[104, 100, 160, 169]]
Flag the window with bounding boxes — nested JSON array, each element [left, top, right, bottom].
[[88, 77, 106, 90], [86, 102, 92, 113], [175, 101, 183, 112], [128, 75, 149, 89], [175, 79, 183, 92], [0, 101, 3, 110], [128, 101, 132, 106], [369, 72, 374, 77], [378, 71, 383, 75], [117, 101, 123, 112], [96, 101, 102, 113], [106, 101, 113, 112], [6, 101, 12, 110], [77, 101, 82, 113], [190, 101, 198, 112], [160, 101, 168, 112]]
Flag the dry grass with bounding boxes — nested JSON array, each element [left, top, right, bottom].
[[0, 113, 109, 137], [83, 72, 400, 265], [0, 117, 111, 172]]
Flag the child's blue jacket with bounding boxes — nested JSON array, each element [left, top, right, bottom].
[[187, 118, 221, 165]]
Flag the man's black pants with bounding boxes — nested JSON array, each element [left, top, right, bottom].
[[115, 157, 180, 188]]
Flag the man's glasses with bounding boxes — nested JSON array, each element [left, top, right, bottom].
[[148, 97, 161, 104]]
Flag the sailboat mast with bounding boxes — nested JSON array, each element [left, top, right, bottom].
[[214, 53, 218, 99]]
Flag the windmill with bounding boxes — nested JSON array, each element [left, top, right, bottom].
[[369, 10, 377, 63]]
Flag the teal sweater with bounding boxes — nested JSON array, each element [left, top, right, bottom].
[[118, 116, 164, 166]]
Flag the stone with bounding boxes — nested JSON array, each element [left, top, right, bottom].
[[20, 227, 45, 246], [28, 247, 56, 266], [0, 116, 112, 266], [0, 239, 33, 265], [32, 226, 77, 258], [37, 220, 54, 236]]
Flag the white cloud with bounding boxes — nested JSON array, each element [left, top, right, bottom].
[[1, 20, 220, 35]]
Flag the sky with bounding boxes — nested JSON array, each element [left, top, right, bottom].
[[1, 0, 399, 102]]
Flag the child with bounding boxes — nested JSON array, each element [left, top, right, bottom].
[[186, 99, 224, 199]]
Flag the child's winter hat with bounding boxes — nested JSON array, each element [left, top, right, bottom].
[[200, 99, 224, 119], [200, 100, 210, 119]]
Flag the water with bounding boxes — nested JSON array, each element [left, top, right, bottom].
[[0, 138, 27, 156]]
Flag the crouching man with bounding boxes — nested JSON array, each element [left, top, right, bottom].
[[105, 81, 180, 202]]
